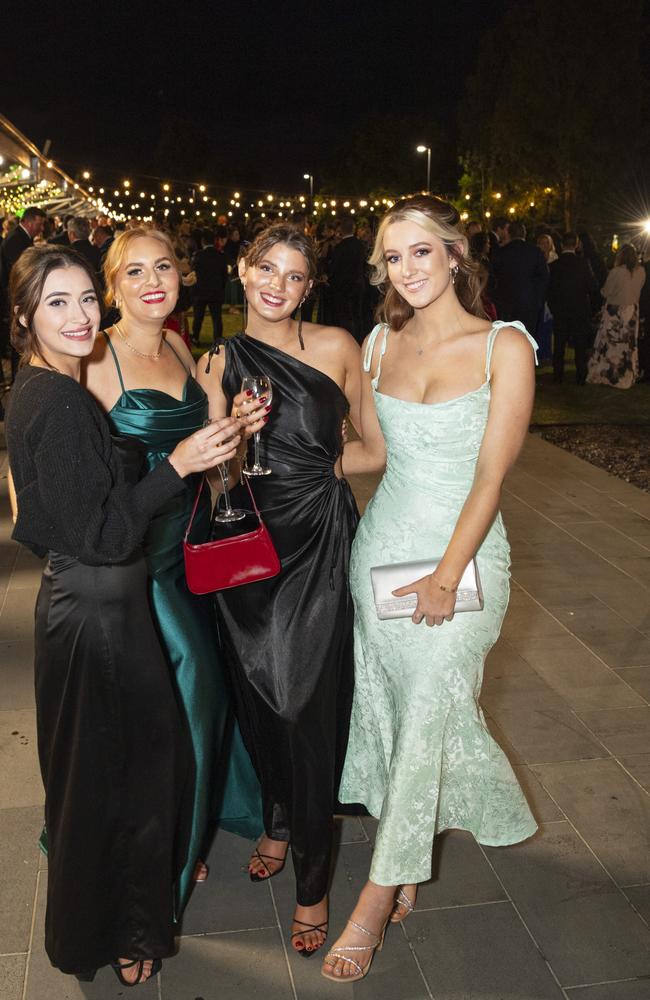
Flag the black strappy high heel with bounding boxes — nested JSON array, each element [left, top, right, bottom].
[[291, 919, 329, 958], [111, 958, 162, 987], [247, 847, 287, 882]]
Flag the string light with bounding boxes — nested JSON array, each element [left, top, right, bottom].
[[1, 154, 403, 222]]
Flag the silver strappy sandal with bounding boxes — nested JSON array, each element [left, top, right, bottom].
[[321, 918, 387, 983], [390, 887, 416, 923]]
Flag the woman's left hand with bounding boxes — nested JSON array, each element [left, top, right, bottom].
[[392, 574, 456, 627], [231, 389, 270, 439]]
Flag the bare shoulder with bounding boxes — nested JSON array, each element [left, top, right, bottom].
[[164, 329, 195, 371], [196, 345, 225, 380], [491, 325, 537, 376], [304, 322, 360, 359]]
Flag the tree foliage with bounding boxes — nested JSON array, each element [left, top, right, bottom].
[[322, 113, 458, 196], [458, 0, 645, 228]]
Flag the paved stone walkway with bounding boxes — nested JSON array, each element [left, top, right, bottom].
[[1, 432, 649, 1000]]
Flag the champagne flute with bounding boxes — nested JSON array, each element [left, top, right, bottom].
[[204, 419, 247, 524], [241, 375, 273, 476]]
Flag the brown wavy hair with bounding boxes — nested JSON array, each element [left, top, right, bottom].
[[241, 223, 318, 283], [9, 244, 102, 365], [369, 195, 486, 330]]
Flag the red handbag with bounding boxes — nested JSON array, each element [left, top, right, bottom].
[[183, 475, 280, 594]]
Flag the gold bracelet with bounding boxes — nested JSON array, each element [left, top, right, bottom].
[[432, 576, 458, 593]]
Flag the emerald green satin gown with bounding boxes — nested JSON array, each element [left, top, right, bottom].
[[104, 333, 263, 907]]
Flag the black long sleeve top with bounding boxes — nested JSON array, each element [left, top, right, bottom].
[[6, 366, 185, 564]]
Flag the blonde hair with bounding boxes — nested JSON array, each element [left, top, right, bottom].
[[102, 226, 181, 308], [369, 195, 485, 330]]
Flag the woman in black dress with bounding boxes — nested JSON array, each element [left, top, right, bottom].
[[197, 224, 362, 956], [5, 245, 241, 986]]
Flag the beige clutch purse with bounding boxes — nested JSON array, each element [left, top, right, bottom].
[[370, 558, 484, 621]]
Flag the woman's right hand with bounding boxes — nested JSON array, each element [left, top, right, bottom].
[[168, 417, 241, 477], [231, 389, 270, 439]]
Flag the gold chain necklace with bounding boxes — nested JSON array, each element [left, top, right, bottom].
[[114, 323, 163, 360]]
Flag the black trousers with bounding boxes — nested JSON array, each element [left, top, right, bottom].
[[330, 291, 365, 345], [193, 298, 223, 341], [553, 319, 590, 384]]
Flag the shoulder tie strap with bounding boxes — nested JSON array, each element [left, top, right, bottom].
[[363, 323, 390, 383], [103, 331, 126, 393], [485, 320, 539, 380]]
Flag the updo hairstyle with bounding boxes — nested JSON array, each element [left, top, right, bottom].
[[9, 244, 102, 365], [369, 195, 486, 330]]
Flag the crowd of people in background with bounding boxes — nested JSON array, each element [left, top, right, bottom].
[[1, 203, 649, 397], [466, 215, 648, 388]]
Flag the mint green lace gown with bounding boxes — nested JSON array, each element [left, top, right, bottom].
[[338, 322, 538, 886]]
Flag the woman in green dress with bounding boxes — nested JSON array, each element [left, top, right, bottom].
[[84, 227, 265, 907], [323, 196, 538, 983]]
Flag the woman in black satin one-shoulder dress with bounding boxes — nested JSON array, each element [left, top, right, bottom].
[[198, 224, 361, 955]]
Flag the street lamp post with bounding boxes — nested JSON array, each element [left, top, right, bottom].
[[416, 145, 431, 193], [303, 173, 314, 210]]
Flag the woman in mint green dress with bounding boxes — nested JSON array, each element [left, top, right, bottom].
[[85, 228, 264, 909], [323, 196, 538, 983]]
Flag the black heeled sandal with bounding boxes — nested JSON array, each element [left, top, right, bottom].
[[111, 958, 162, 987], [291, 920, 329, 958], [247, 847, 287, 883]]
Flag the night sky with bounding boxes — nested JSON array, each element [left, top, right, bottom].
[[1, 0, 505, 194]]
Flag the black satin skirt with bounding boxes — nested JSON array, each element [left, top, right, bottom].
[[217, 333, 360, 906], [34, 550, 192, 975]]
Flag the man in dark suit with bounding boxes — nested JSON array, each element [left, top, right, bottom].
[[0, 207, 47, 383], [492, 220, 548, 336], [67, 217, 102, 274], [548, 232, 598, 385], [326, 217, 367, 343], [488, 216, 508, 259], [191, 228, 228, 345], [48, 213, 74, 245], [93, 225, 114, 265], [0, 206, 46, 279]]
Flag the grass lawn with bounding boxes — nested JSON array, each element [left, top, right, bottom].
[[191, 309, 650, 428], [533, 366, 650, 425]]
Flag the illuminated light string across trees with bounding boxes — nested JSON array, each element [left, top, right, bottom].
[[2, 139, 648, 253]]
